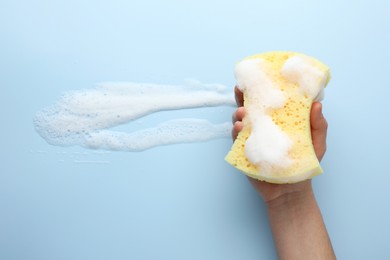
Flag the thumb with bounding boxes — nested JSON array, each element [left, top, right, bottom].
[[310, 102, 328, 161]]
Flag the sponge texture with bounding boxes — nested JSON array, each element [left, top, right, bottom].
[[225, 52, 330, 184]]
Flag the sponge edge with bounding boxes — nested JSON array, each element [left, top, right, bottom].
[[225, 51, 330, 184]]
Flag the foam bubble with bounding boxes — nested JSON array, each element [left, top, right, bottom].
[[281, 55, 328, 100], [34, 81, 235, 151], [235, 58, 285, 108], [234, 58, 293, 170]]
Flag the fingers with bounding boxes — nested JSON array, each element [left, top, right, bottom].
[[232, 86, 244, 141], [231, 106, 245, 141], [232, 106, 245, 124], [310, 102, 328, 162], [235, 86, 244, 107], [232, 121, 244, 141]]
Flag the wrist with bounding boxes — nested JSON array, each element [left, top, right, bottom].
[[265, 180, 314, 210]]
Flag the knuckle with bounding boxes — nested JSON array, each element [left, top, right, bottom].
[[232, 112, 237, 124]]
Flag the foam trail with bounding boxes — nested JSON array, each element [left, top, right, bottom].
[[84, 119, 231, 151], [34, 81, 235, 151]]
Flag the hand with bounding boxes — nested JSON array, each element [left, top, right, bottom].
[[232, 87, 328, 206]]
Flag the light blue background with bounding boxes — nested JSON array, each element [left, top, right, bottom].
[[1, 0, 390, 259]]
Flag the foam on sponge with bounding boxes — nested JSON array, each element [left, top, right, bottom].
[[225, 51, 330, 184]]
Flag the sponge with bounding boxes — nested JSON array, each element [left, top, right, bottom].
[[225, 52, 330, 184]]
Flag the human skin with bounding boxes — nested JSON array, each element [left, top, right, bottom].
[[232, 86, 336, 260]]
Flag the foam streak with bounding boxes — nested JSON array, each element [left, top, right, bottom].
[[34, 81, 235, 151]]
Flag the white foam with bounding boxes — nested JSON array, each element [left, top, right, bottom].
[[83, 119, 231, 151], [34, 81, 235, 151], [235, 58, 293, 171], [281, 55, 328, 101]]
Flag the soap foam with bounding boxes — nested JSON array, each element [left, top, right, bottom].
[[234, 58, 293, 171], [34, 81, 235, 151], [83, 119, 231, 151], [281, 55, 328, 101]]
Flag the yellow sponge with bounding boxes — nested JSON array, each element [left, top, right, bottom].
[[225, 51, 330, 184]]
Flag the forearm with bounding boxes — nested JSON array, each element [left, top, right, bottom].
[[266, 181, 335, 260]]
